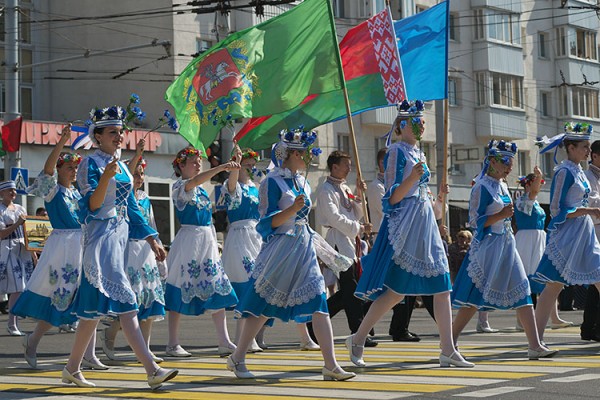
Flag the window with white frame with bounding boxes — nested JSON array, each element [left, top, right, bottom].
[[538, 32, 548, 59], [473, 9, 485, 40], [491, 72, 523, 109], [572, 87, 599, 119], [196, 39, 213, 54], [556, 26, 567, 57], [146, 180, 176, 245], [558, 86, 569, 116], [475, 72, 487, 106], [449, 13, 459, 42], [488, 12, 521, 45], [518, 151, 528, 176], [540, 91, 551, 117], [570, 28, 598, 60], [450, 145, 465, 175], [448, 78, 459, 106], [542, 152, 555, 179]]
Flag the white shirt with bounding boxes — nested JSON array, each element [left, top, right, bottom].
[[367, 174, 385, 233], [315, 178, 363, 259], [584, 165, 600, 238]]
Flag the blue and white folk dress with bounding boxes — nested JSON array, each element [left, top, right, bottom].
[[535, 160, 600, 285], [218, 179, 262, 300], [452, 175, 531, 310], [73, 150, 158, 319], [235, 168, 352, 323], [164, 179, 237, 315], [124, 190, 165, 321], [514, 194, 546, 294], [11, 173, 82, 325], [0, 203, 34, 295], [355, 141, 451, 301]]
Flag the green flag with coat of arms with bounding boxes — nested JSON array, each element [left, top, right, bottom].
[[165, 0, 343, 152]]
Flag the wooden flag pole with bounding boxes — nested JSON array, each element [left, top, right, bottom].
[[441, 98, 449, 226], [342, 86, 370, 224]]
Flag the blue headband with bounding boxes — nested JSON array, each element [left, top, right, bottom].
[[0, 181, 16, 191]]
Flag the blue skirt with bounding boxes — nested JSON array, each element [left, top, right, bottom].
[[356, 211, 452, 301], [164, 283, 237, 316], [235, 277, 328, 323], [72, 274, 138, 319], [12, 290, 77, 326]]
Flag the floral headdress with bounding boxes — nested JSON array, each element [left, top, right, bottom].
[[72, 94, 178, 150], [271, 126, 319, 168], [517, 174, 545, 188], [537, 121, 593, 164], [241, 150, 260, 162], [383, 100, 425, 146], [56, 152, 82, 168], [172, 146, 203, 176], [476, 139, 517, 180]]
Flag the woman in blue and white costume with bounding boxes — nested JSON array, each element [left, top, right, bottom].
[[452, 140, 556, 360], [63, 106, 177, 390], [219, 146, 265, 353], [102, 142, 166, 364], [13, 125, 104, 370], [514, 169, 572, 330], [0, 180, 34, 337], [227, 128, 356, 381], [534, 122, 600, 341], [165, 146, 240, 358], [349, 100, 471, 368]]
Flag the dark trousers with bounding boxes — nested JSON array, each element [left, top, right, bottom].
[[389, 295, 435, 336], [581, 286, 600, 336], [326, 265, 365, 333]]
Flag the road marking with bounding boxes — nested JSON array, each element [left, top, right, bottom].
[[455, 386, 535, 397], [542, 373, 600, 382]]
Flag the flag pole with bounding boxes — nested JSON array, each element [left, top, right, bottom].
[[326, 0, 370, 224], [441, 98, 449, 226]]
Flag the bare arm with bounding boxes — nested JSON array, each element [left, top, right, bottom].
[[43, 125, 71, 175], [388, 162, 423, 205], [0, 215, 25, 240], [184, 161, 240, 192], [128, 138, 145, 175], [227, 143, 243, 194]]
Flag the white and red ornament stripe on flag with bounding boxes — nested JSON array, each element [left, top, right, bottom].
[[367, 8, 406, 104]]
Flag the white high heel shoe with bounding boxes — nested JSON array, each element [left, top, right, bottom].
[[61, 368, 96, 387], [226, 355, 255, 379], [439, 351, 475, 368], [322, 366, 356, 381], [345, 334, 366, 367]]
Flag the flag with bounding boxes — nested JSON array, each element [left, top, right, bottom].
[[165, 0, 343, 152], [235, 7, 405, 149], [235, 2, 450, 149], [394, 1, 449, 101], [1, 117, 22, 153]]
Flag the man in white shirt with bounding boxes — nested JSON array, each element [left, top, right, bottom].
[[582, 140, 600, 341], [366, 148, 387, 239], [313, 150, 376, 346]]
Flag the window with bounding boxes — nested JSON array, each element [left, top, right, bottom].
[[572, 87, 599, 119], [19, 8, 31, 43], [337, 133, 350, 153], [147, 180, 175, 245], [558, 86, 568, 116], [20, 86, 32, 120], [518, 151, 528, 176], [488, 12, 521, 45], [448, 78, 459, 106], [450, 146, 465, 175], [449, 13, 459, 42], [571, 28, 597, 60], [556, 27, 567, 56], [475, 72, 487, 106], [416, 5, 428, 14], [490, 72, 523, 109], [20, 49, 32, 83], [540, 91, 550, 117], [538, 32, 548, 59], [332, 0, 345, 18], [473, 9, 485, 40], [542, 152, 555, 179]]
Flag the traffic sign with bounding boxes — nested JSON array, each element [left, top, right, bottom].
[[10, 167, 28, 195]]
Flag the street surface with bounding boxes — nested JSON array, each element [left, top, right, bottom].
[[1, 309, 599, 399]]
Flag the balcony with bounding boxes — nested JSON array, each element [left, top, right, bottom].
[[475, 107, 526, 140], [361, 107, 396, 127]]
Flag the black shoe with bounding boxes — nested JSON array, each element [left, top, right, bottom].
[[0, 301, 7, 315], [364, 337, 378, 347], [392, 331, 421, 342], [581, 332, 600, 342]]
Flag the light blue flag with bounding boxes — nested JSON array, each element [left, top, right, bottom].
[[394, 1, 449, 101]]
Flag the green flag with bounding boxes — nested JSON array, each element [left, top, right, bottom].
[[165, 0, 343, 151]]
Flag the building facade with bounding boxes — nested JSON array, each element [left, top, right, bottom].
[[0, 0, 599, 242]]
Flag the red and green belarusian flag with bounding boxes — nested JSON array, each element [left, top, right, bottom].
[[235, 7, 406, 150], [165, 0, 343, 152]]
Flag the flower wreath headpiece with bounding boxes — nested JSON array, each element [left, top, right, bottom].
[[56, 152, 82, 168], [271, 126, 318, 168], [383, 99, 425, 146], [537, 121, 593, 164], [241, 150, 260, 161], [172, 147, 204, 171], [476, 139, 517, 180]]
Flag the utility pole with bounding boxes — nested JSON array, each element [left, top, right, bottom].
[[4, 0, 22, 202]]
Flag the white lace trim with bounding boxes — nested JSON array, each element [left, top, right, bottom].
[[83, 263, 137, 305], [465, 237, 530, 308], [387, 207, 448, 277], [545, 227, 600, 284]]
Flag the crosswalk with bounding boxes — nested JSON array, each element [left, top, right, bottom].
[[2, 327, 600, 399]]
